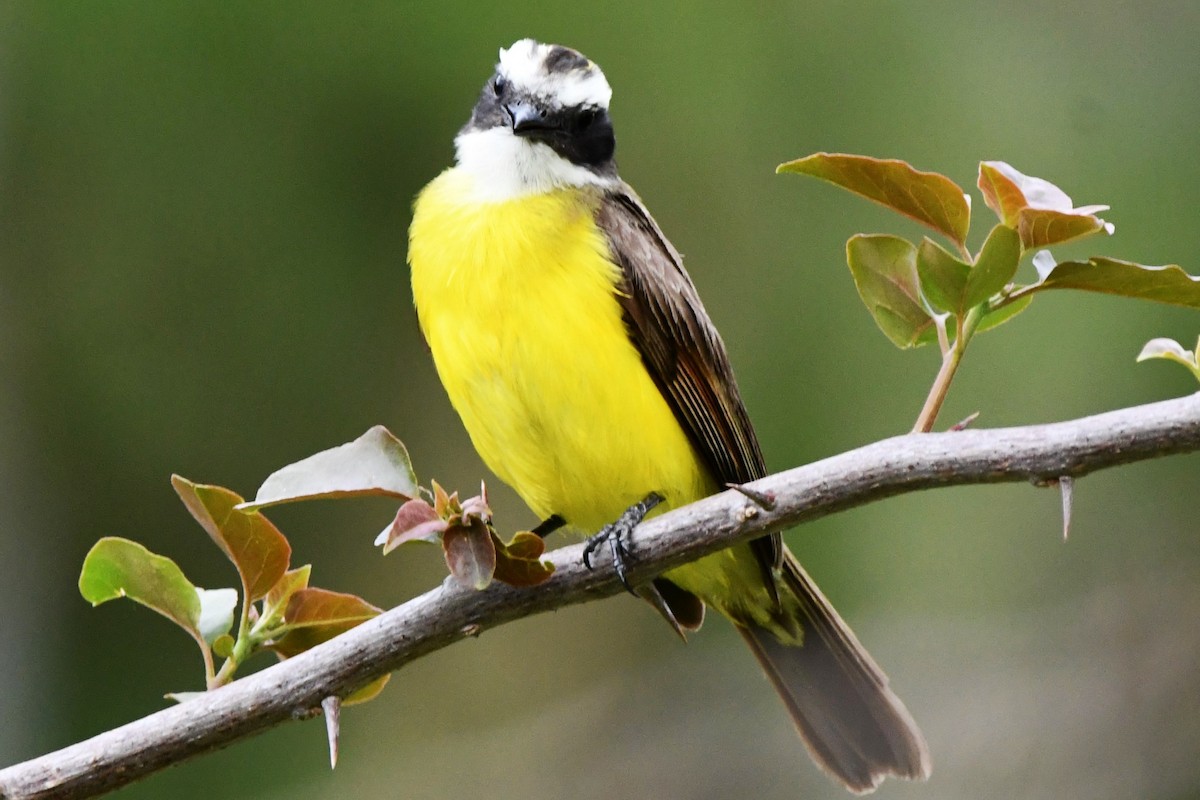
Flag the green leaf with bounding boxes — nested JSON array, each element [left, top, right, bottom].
[[846, 234, 937, 348], [492, 530, 555, 587], [917, 238, 970, 315], [345, 674, 392, 706], [79, 537, 201, 638], [1137, 337, 1200, 383], [977, 161, 1113, 248], [212, 633, 236, 659], [270, 588, 382, 658], [443, 519, 497, 590], [171, 476, 291, 602], [241, 426, 419, 510], [1028, 257, 1200, 308], [976, 294, 1033, 334], [259, 565, 312, 630], [196, 587, 238, 645], [963, 224, 1022, 309], [779, 153, 970, 247]]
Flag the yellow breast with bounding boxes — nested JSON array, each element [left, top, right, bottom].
[[409, 168, 712, 531]]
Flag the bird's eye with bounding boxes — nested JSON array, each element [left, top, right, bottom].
[[492, 76, 507, 96]]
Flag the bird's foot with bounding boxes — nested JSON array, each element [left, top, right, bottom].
[[582, 492, 664, 593]]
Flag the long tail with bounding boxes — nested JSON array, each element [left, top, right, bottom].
[[737, 550, 931, 794]]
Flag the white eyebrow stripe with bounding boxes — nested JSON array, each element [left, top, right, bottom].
[[498, 38, 613, 109]]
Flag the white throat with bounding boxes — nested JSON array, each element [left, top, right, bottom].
[[454, 127, 615, 202]]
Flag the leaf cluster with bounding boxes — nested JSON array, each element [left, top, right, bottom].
[[80, 426, 555, 704], [778, 153, 1200, 430], [80, 479, 386, 703]]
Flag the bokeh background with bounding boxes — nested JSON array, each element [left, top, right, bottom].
[[3, 3, 1199, 799]]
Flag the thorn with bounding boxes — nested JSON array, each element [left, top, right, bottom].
[[726, 482, 776, 510], [1059, 475, 1074, 541], [949, 411, 980, 431], [322, 695, 341, 769]]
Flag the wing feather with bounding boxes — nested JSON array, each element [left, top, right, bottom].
[[595, 184, 781, 575]]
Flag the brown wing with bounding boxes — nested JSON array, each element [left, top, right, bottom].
[[595, 183, 781, 576]]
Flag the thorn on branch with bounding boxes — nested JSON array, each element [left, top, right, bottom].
[[949, 411, 981, 431], [322, 695, 341, 769], [726, 482, 776, 510], [1059, 476, 1074, 541]]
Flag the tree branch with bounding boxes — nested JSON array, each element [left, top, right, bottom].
[[4, 393, 1199, 800]]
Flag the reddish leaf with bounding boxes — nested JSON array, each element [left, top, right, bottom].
[[284, 588, 382, 628], [779, 153, 970, 247], [491, 530, 555, 587], [270, 588, 382, 658], [500, 531, 546, 560], [172, 476, 291, 601], [1017, 209, 1106, 249], [443, 520, 497, 590], [241, 426, 419, 510], [977, 161, 1113, 248], [378, 499, 447, 554]]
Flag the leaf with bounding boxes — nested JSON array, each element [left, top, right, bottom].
[[443, 519, 497, 590], [1028, 257, 1200, 308], [1017, 209, 1108, 249], [195, 587, 238, 645], [212, 633, 236, 659], [241, 426, 419, 510], [1137, 337, 1200, 383], [976, 294, 1033, 334], [1137, 337, 1194, 365], [977, 161, 1113, 248], [344, 674, 391, 706], [263, 565, 312, 623], [846, 234, 937, 348], [172, 476, 291, 601], [917, 238, 970, 315], [377, 499, 448, 554], [283, 588, 382, 628], [963, 224, 1022, 309], [492, 530, 555, 587], [270, 588, 383, 658], [779, 153, 971, 247], [79, 537, 201, 638]]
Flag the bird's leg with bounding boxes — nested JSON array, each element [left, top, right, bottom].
[[582, 492, 664, 593], [531, 514, 566, 538]]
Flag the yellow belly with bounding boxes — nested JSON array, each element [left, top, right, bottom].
[[409, 168, 712, 531], [409, 168, 784, 627]]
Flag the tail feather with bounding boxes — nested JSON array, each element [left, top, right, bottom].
[[738, 551, 930, 794]]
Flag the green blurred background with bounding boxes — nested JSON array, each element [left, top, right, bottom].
[[3, 2, 1199, 798]]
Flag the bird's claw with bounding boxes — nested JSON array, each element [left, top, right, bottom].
[[582, 492, 664, 595]]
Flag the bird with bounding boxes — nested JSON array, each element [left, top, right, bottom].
[[408, 38, 930, 794]]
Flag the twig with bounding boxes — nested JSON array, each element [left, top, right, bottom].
[[2, 393, 1199, 800]]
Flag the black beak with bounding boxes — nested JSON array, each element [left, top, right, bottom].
[[506, 102, 556, 137]]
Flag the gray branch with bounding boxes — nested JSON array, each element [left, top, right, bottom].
[[3, 392, 1199, 800]]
